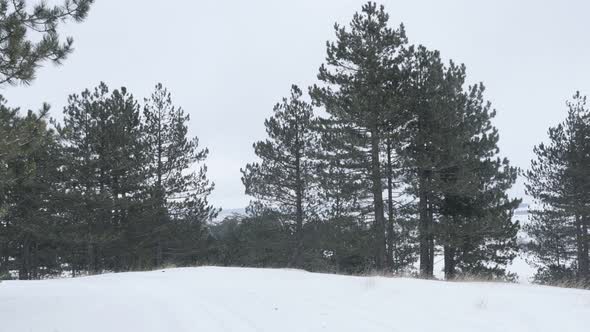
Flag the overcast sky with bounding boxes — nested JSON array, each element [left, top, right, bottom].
[[2, 0, 589, 209]]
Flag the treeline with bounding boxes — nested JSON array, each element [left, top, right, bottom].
[[232, 4, 520, 280], [0, 0, 221, 278], [217, 3, 589, 286], [0, 1, 588, 287], [0, 83, 218, 279]]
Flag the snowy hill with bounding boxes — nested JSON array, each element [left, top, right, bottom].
[[1, 267, 588, 332]]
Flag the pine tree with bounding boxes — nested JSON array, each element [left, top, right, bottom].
[[310, 2, 407, 270], [438, 83, 520, 280], [398, 45, 445, 277], [58, 82, 146, 273], [382, 94, 409, 271], [524, 210, 577, 284], [241, 85, 316, 268], [526, 92, 590, 285], [142, 83, 218, 268], [401, 45, 519, 279], [0, 100, 63, 279], [0, 2, 93, 276], [0, 0, 93, 86]]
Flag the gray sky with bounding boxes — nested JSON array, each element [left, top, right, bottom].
[[2, 0, 589, 209]]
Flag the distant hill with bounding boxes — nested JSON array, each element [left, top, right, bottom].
[[214, 207, 246, 221], [514, 203, 530, 216]]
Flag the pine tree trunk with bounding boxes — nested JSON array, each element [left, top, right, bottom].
[[72, 253, 76, 278], [31, 242, 38, 279], [156, 236, 163, 268], [575, 214, 585, 280], [418, 170, 433, 278], [87, 241, 95, 274], [0, 242, 8, 275], [579, 214, 589, 281], [294, 194, 304, 268], [427, 196, 435, 276], [386, 140, 395, 271], [18, 235, 31, 280], [156, 121, 164, 269], [293, 148, 304, 269], [444, 245, 456, 280], [370, 126, 386, 270]]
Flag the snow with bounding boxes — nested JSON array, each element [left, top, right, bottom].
[[1, 267, 588, 332]]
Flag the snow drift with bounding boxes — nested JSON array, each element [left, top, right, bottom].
[[1, 267, 588, 332]]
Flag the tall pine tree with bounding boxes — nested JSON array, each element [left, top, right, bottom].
[[142, 83, 218, 267], [0, 101, 63, 279], [241, 85, 316, 268], [310, 2, 407, 270], [438, 83, 520, 280], [526, 92, 590, 285], [401, 45, 520, 279], [58, 83, 145, 273]]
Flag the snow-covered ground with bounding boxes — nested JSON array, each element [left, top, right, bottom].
[[1, 267, 588, 332]]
